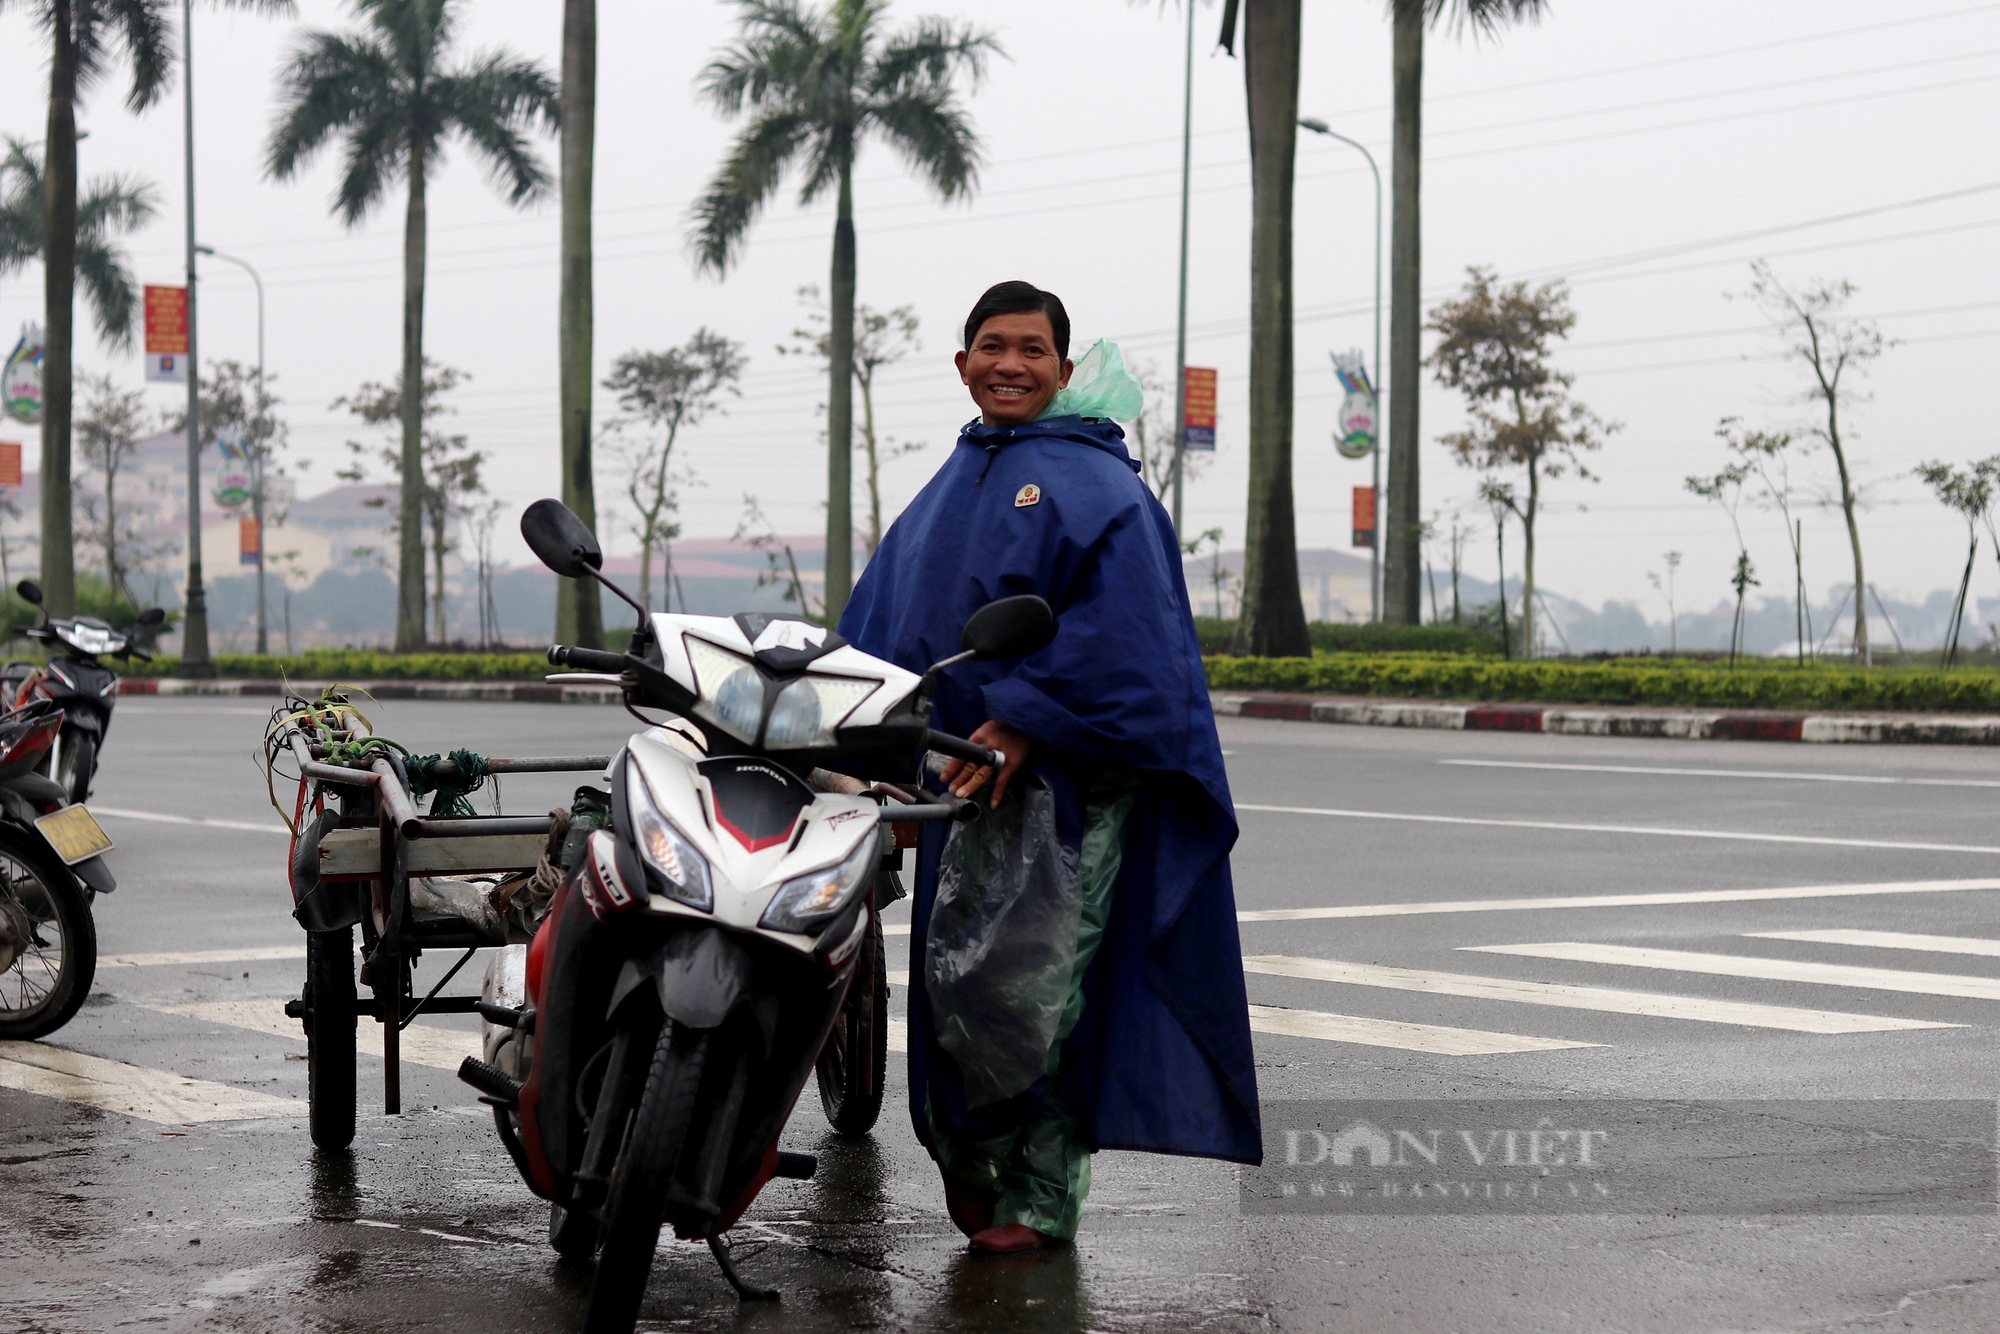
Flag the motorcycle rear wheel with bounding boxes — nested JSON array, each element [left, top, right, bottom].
[[304, 927, 357, 1151], [815, 911, 888, 1135], [0, 829, 94, 1040], [585, 1022, 709, 1334]]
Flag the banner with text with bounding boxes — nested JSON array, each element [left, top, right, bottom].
[[144, 285, 188, 384], [1352, 486, 1376, 549], [1182, 366, 1217, 452]]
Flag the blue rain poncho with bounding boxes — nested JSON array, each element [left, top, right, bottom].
[[837, 409, 1262, 1166]]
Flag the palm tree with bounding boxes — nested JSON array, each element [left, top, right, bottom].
[[556, 0, 601, 648], [1218, 0, 1310, 656], [1, 1, 294, 618], [0, 137, 157, 349], [691, 0, 998, 622], [1381, 0, 1546, 626], [266, 0, 557, 649]]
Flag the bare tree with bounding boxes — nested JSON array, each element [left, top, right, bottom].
[[1720, 417, 1812, 664], [1431, 268, 1614, 656], [1914, 459, 1998, 668], [1182, 526, 1232, 620], [735, 493, 817, 618], [1478, 477, 1514, 658], [72, 372, 161, 604], [603, 331, 746, 612], [1647, 551, 1682, 656], [1127, 358, 1210, 501], [1740, 261, 1889, 664], [1685, 459, 1755, 663], [170, 360, 292, 653]]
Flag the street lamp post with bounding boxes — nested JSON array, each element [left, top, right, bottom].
[[1298, 117, 1383, 623], [196, 245, 267, 654], [1168, 0, 1195, 537], [178, 0, 213, 676]]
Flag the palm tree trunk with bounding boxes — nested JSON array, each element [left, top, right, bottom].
[[825, 160, 856, 622], [396, 142, 428, 649], [39, 4, 79, 618], [1231, 0, 1309, 658], [859, 365, 883, 554], [557, 0, 604, 648], [1383, 1, 1423, 626]]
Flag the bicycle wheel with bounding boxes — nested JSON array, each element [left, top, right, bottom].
[[815, 911, 887, 1135], [0, 827, 95, 1040], [304, 927, 357, 1151], [585, 1022, 709, 1334]]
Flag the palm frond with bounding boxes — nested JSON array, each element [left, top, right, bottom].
[[265, 30, 403, 182], [332, 104, 406, 225], [1398, 0, 1548, 37], [866, 90, 980, 202], [688, 108, 809, 275], [699, 16, 824, 115], [101, 0, 176, 112], [0, 138, 45, 273], [794, 127, 847, 205], [74, 233, 142, 349], [74, 170, 159, 236], [865, 16, 999, 99], [432, 51, 560, 208]]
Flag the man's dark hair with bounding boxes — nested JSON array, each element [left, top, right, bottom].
[[962, 281, 1070, 361]]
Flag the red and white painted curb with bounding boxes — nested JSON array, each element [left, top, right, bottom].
[[1209, 693, 2000, 746], [117, 677, 624, 705]]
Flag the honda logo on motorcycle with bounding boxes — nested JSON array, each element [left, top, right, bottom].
[[580, 829, 641, 921]]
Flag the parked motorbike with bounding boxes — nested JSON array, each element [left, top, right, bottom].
[[1, 580, 165, 804], [0, 695, 119, 1039], [458, 499, 1053, 1334]]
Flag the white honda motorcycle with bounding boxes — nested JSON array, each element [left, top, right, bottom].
[[460, 499, 1051, 1334]]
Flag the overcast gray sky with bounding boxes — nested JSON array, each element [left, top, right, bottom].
[[2, 0, 1995, 623]]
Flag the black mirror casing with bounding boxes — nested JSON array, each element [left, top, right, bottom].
[[138, 607, 167, 628], [960, 595, 1056, 660], [521, 499, 603, 579], [15, 580, 41, 606]]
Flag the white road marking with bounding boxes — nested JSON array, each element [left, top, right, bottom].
[[1242, 955, 1955, 1034], [1440, 759, 2000, 788], [92, 807, 289, 835], [1749, 929, 2000, 958], [884, 924, 911, 937], [142, 998, 483, 1072], [101, 946, 304, 968], [1236, 878, 2000, 923], [0, 1040, 300, 1124], [887, 1018, 907, 1054], [1464, 941, 2000, 1002], [1245, 1005, 1597, 1055], [1234, 803, 2000, 855]]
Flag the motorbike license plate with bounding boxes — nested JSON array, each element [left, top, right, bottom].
[[35, 805, 114, 865]]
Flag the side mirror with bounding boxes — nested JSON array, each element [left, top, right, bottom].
[[520, 499, 602, 579], [960, 595, 1056, 660], [138, 607, 167, 628], [15, 580, 41, 606]]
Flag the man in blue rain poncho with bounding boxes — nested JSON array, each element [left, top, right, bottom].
[[838, 281, 1260, 1254]]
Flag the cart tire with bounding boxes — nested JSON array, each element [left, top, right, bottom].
[[585, 1023, 708, 1334], [0, 829, 95, 1040], [550, 1201, 599, 1263], [815, 911, 887, 1136], [305, 926, 357, 1152]]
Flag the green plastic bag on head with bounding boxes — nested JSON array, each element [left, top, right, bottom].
[[1039, 339, 1144, 422]]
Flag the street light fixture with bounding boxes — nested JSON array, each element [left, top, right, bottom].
[[178, 0, 213, 676], [196, 244, 269, 654], [1298, 116, 1383, 623]]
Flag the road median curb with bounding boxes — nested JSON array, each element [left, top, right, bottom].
[[1208, 693, 2000, 746], [118, 678, 623, 705]]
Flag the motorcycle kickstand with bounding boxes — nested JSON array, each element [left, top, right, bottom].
[[706, 1234, 779, 1302]]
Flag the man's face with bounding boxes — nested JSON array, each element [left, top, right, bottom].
[[955, 311, 1074, 426]]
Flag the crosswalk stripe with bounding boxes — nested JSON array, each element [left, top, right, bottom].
[[1242, 955, 1956, 1034], [92, 806, 289, 835], [141, 999, 483, 1072], [1464, 942, 2000, 1001], [1245, 1005, 1598, 1054], [1438, 759, 2000, 789], [101, 946, 304, 968], [1233, 804, 2000, 855], [1236, 879, 2000, 923], [1748, 929, 2000, 958], [0, 1040, 300, 1124]]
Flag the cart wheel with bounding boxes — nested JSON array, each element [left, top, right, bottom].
[[305, 926, 357, 1151], [815, 910, 887, 1136]]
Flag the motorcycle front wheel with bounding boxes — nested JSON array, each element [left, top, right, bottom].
[[55, 730, 94, 807], [586, 1022, 709, 1334], [0, 827, 96, 1040], [815, 910, 887, 1135]]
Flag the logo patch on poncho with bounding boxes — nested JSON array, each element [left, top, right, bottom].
[[1014, 483, 1041, 508]]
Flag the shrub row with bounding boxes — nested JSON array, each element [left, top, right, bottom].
[[126, 650, 551, 681], [1192, 618, 1501, 656], [1203, 653, 2000, 714]]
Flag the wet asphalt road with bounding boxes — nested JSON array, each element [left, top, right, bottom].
[[5, 698, 1999, 1333]]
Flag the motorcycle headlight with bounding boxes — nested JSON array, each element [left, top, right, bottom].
[[625, 762, 712, 911], [760, 828, 878, 934], [683, 636, 762, 742], [764, 675, 880, 750]]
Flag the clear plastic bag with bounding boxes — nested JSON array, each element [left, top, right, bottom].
[[1041, 339, 1145, 422], [925, 778, 1083, 1109]]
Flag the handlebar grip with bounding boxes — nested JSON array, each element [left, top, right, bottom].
[[548, 644, 628, 673], [924, 729, 1004, 772]]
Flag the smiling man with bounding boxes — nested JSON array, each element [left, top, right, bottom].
[[837, 281, 1261, 1254]]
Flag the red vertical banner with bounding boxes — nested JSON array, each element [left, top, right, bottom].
[[144, 285, 189, 383], [1352, 486, 1376, 549], [0, 441, 20, 488], [1182, 366, 1217, 451], [239, 516, 261, 565]]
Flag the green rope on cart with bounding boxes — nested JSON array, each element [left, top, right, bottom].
[[406, 748, 492, 817]]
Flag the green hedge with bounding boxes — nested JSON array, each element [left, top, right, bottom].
[[1192, 618, 1500, 656], [127, 650, 551, 681], [1204, 653, 2000, 713]]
